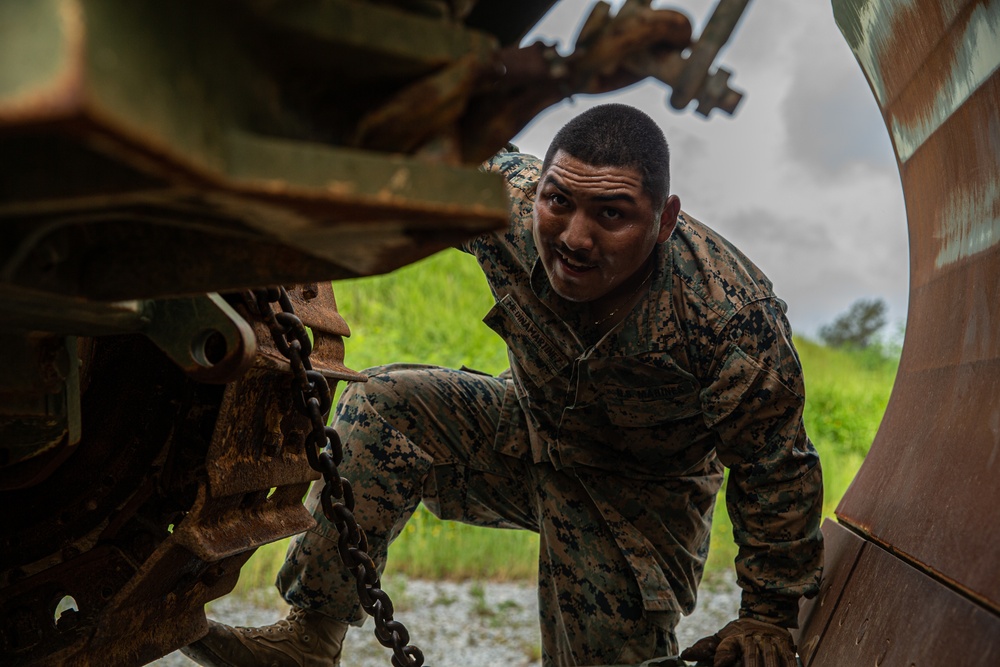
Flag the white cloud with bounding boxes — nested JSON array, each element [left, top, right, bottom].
[[781, 1, 896, 176]]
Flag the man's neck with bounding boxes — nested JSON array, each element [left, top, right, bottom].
[[577, 254, 657, 343]]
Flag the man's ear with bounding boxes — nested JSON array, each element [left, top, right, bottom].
[[657, 195, 681, 243]]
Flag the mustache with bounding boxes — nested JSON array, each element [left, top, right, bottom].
[[556, 244, 594, 265]]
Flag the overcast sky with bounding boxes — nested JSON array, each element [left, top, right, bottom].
[[511, 0, 909, 340]]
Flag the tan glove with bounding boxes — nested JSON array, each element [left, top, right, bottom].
[[680, 618, 797, 667]]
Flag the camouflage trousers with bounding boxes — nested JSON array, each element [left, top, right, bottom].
[[276, 364, 678, 666]]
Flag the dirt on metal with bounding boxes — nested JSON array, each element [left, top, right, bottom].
[[797, 1, 1000, 664]]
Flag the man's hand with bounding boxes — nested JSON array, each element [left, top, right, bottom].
[[680, 618, 797, 667]]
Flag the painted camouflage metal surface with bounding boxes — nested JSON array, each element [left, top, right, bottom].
[[0, 0, 510, 302], [798, 1, 1000, 664]]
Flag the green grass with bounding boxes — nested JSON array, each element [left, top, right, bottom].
[[231, 249, 898, 595], [385, 506, 539, 581], [331, 249, 510, 378]]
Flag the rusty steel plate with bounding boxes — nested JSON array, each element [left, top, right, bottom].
[[803, 533, 1000, 667], [830, 0, 1000, 614], [793, 520, 865, 666], [801, 1, 1000, 662]]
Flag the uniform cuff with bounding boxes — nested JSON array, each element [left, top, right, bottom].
[[739, 593, 801, 629]]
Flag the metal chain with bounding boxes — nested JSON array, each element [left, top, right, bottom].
[[244, 286, 425, 667]]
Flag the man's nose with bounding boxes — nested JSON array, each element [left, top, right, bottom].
[[560, 210, 594, 253]]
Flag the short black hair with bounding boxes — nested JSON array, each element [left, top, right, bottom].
[[542, 104, 671, 212]]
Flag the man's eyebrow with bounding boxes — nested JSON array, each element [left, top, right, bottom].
[[591, 193, 637, 204], [542, 174, 638, 205], [543, 174, 572, 196]]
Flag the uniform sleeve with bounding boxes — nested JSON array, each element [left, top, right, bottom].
[[699, 297, 823, 628], [459, 149, 541, 256]]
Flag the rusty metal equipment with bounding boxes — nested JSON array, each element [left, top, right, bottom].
[[796, 1, 1000, 664], [0, 284, 365, 666], [0, 1, 754, 665], [235, 287, 426, 667]]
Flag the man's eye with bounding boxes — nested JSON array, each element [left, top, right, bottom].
[[549, 193, 569, 206], [602, 208, 622, 220]]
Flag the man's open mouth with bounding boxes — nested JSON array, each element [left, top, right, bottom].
[[556, 249, 596, 273]]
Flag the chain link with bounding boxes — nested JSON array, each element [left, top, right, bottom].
[[244, 287, 425, 667]]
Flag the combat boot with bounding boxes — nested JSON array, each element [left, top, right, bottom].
[[180, 606, 348, 667]]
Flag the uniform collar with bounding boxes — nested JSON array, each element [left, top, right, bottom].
[[526, 229, 677, 356]]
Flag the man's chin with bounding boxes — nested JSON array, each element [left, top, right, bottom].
[[550, 281, 600, 304], [545, 267, 598, 303]]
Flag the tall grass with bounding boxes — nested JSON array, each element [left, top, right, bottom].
[[230, 249, 898, 596], [331, 249, 509, 378]]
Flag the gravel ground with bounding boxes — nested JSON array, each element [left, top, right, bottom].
[[151, 574, 739, 667]]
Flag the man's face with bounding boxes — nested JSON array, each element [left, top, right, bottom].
[[532, 150, 678, 306]]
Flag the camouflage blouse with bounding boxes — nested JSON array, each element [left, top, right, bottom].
[[463, 150, 823, 628]]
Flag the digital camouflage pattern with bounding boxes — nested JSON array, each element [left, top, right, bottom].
[[277, 149, 823, 665], [467, 150, 823, 625], [278, 364, 678, 664]]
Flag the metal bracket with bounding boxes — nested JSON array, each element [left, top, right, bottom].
[[669, 0, 751, 116], [0, 288, 256, 384], [142, 293, 257, 384]]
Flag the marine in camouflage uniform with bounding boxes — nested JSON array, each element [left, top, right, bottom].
[[185, 104, 822, 667], [274, 151, 822, 663]]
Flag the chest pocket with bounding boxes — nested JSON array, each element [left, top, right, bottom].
[[603, 379, 701, 427], [483, 294, 572, 387], [557, 356, 711, 477], [581, 354, 701, 426]]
